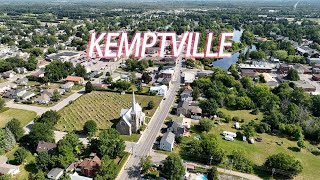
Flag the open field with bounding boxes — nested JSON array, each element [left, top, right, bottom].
[[56, 91, 162, 132], [218, 108, 263, 122], [0, 108, 37, 128]]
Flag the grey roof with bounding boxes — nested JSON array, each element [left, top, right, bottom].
[[161, 132, 175, 145], [21, 91, 35, 99], [36, 141, 57, 154], [15, 77, 28, 84], [47, 168, 63, 178]]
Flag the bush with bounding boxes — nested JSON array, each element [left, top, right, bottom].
[[217, 111, 226, 119], [225, 115, 232, 123], [232, 116, 240, 122], [83, 120, 97, 135], [14, 148, 29, 164], [251, 108, 260, 115]]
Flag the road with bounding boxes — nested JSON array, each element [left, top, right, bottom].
[[117, 58, 182, 180]]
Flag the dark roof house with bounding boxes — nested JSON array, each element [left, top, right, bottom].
[[36, 141, 57, 154]]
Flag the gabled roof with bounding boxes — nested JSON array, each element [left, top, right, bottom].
[[47, 168, 63, 178], [66, 76, 83, 82], [36, 141, 57, 154], [78, 156, 101, 170], [161, 132, 175, 145]]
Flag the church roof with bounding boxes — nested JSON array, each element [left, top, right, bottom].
[[120, 91, 144, 126]]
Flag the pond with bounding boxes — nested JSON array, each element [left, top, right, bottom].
[[212, 29, 256, 70]]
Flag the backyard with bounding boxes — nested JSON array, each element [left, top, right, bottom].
[[0, 108, 37, 128], [55, 91, 162, 132]]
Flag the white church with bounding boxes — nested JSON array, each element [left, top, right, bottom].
[[116, 91, 145, 135]]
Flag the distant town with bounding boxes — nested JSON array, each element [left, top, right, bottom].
[[0, 0, 319, 180]]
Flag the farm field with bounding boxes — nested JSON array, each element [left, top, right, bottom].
[[0, 108, 37, 128], [56, 91, 162, 132]]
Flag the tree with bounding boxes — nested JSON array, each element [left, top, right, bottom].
[[47, 47, 57, 54], [105, 76, 113, 84], [52, 90, 62, 102], [6, 118, 24, 141], [297, 139, 305, 150], [274, 50, 288, 61], [14, 148, 29, 164], [85, 81, 93, 93], [192, 87, 200, 100], [241, 31, 254, 45], [207, 167, 219, 180], [286, 68, 300, 81], [83, 120, 97, 135], [28, 123, 54, 148], [147, 101, 155, 110], [36, 110, 60, 127], [36, 152, 52, 171], [186, 59, 196, 67], [199, 118, 213, 132], [242, 125, 256, 138], [0, 97, 5, 110], [32, 170, 46, 180], [75, 64, 87, 78], [229, 150, 253, 173], [4, 128, 16, 152], [199, 99, 218, 117], [95, 129, 125, 159], [0, 129, 5, 154], [139, 156, 152, 173], [0, 175, 11, 180], [264, 153, 303, 177], [141, 72, 152, 84], [95, 156, 117, 180], [162, 154, 185, 180], [311, 95, 320, 117]]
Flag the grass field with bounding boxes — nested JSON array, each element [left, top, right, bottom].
[[56, 91, 162, 132], [0, 108, 37, 128]]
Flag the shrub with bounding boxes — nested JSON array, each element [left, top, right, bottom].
[[232, 116, 240, 122]]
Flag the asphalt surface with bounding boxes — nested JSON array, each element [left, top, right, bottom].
[[117, 59, 182, 180]]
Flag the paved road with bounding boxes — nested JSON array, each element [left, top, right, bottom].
[[117, 58, 182, 180]]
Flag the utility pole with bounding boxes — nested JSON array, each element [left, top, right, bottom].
[[209, 156, 213, 166]]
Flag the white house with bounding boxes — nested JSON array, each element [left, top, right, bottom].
[[69, 172, 93, 180], [0, 83, 16, 94], [150, 85, 168, 96], [182, 72, 196, 84], [35, 94, 51, 104], [47, 168, 64, 180], [0, 156, 20, 176], [21, 91, 36, 100], [61, 82, 74, 90], [160, 132, 175, 151]]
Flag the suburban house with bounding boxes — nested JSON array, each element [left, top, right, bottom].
[[150, 85, 168, 96], [78, 156, 101, 177], [159, 68, 175, 78], [44, 88, 65, 97], [31, 69, 45, 78], [15, 67, 27, 74], [21, 91, 35, 100], [116, 91, 145, 135], [307, 57, 320, 65], [4, 89, 26, 100], [278, 64, 290, 74], [160, 132, 175, 151], [177, 101, 202, 120], [61, 82, 74, 90], [2, 70, 15, 78], [36, 141, 57, 154], [167, 121, 185, 136], [47, 168, 64, 180], [15, 77, 28, 85], [241, 69, 259, 78], [0, 156, 20, 176], [181, 72, 195, 85], [0, 83, 16, 94], [65, 76, 84, 84], [69, 172, 93, 180], [35, 94, 51, 104], [180, 89, 193, 102], [292, 80, 316, 92], [312, 74, 320, 81]]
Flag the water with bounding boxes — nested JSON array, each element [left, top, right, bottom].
[[196, 175, 208, 180], [211, 29, 256, 70]]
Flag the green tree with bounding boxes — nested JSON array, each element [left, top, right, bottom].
[[242, 125, 256, 138], [0, 129, 5, 154], [163, 154, 185, 180], [36, 110, 60, 127], [139, 156, 152, 174], [52, 90, 62, 102], [28, 123, 54, 148], [241, 31, 254, 45], [4, 128, 16, 152], [229, 150, 253, 173], [192, 87, 200, 100], [0, 175, 11, 180], [47, 47, 57, 54], [95, 156, 117, 180], [199, 99, 218, 117], [14, 148, 29, 164], [311, 95, 320, 117], [264, 153, 303, 177], [147, 101, 155, 110], [297, 139, 305, 150], [32, 170, 46, 180], [36, 152, 52, 171], [207, 166, 219, 180], [83, 120, 97, 136], [95, 129, 125, 159], [286, 68, 300, 81], [74, 64, 87, 78], [6, 118, 24, 141], [199, 118, 213, 132], [274, 50, 288, 61], [85, 81, 93, 93]]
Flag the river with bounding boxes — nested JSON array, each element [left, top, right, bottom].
[[212, 29, 256, 70]]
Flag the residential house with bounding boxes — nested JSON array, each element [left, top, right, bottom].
[[15, 67, 27, 74], [36, 141, 57, 154], [278, 64, 290, 74], [308, 58, 320, 65], [31, 69, 45, 78], [0, 156, 19, 176], [177, 101, 202, 120], [241, 69, 258, 78], [47, 168, 64, 180], [61, 82, 74, 91], [65, 76, 84, 84], [0, 83, 16, 94], [21, 91, 35, 100], [2, 70, 15, 79], [4, 89, 26, 100], [78, 156, 101, 177], [150, 85, 167, 96], [35, 94, 51, 104], [116, 91, 145, 135], [44, 88, 65, 97], [293, 80, 316, 92], [182, 72, 195, 85], [180, 89, 193, 102], [160, 132, 175, 151], [292, 64, 312, 74], [69, 172, 93, 180], [167, 121, 185, 136], [15, 78, 28, 85], [156, 77, 171, 86], [159, 68, 175, 78], [312, 74, 320, 81]]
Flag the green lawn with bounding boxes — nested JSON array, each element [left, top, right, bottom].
[[120, 134, 141, 142], [0, 108, 37, 128], [72, 84, 84, 91], [218, 108, 263, 122], [56, 91, 162, 133]]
